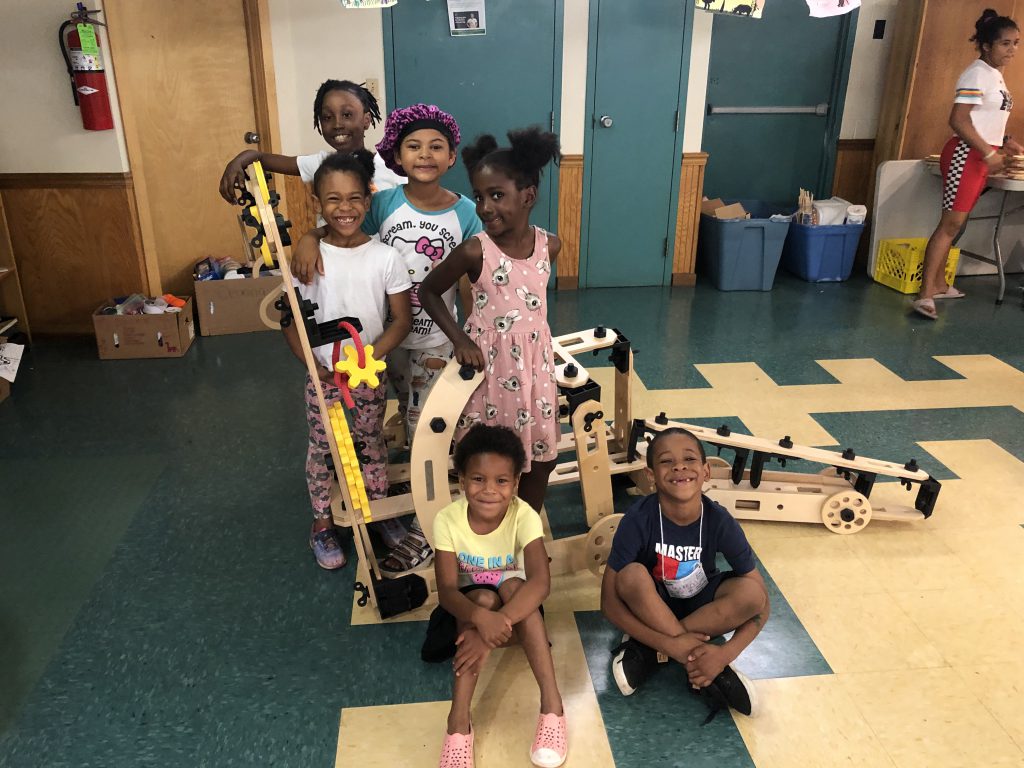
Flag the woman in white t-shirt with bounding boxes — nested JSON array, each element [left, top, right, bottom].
[[915, 10, 1022, 320], [217, 79, 405, 204], [281, 151, 412, 570]]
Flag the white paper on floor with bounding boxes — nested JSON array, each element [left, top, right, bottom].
[[0, 342, 24, 383]]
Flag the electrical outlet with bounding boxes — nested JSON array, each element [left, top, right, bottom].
[[365, 78, 380, 99]]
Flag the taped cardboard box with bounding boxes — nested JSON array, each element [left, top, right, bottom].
[[194, 273, 281, 336], [701, 198, 750, 220], [93, 298, 196, 360]]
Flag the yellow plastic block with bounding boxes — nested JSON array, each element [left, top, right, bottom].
[[326, 402, 373, 523]]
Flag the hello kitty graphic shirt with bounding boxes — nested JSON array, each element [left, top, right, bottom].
[[363, 186, 482, 350], [455, 227, 559, 473], [433, 497, 544, 588]]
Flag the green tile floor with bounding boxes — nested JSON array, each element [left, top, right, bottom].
[[1, 272, 1022, 766]]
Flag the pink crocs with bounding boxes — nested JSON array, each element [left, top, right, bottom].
[[530, 712, 567, 768], [439, 727, 474, 768]]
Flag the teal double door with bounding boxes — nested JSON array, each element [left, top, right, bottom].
[[702, 4, 857, 203], [383, 2, 562, 233]]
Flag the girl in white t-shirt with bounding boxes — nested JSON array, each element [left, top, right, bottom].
[[916, 10, 1022, 319], [281, 151, 412, 570], [217, 79, 405, 205]]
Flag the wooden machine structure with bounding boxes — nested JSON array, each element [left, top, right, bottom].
[[237, 163, 941, 620]]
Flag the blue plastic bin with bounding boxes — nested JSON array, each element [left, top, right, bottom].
[[697, 200, 791, 291], [781, 222, 864, 282]]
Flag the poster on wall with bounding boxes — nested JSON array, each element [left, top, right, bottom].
[[338, 0, 397, 8], [806, 0, 861, 17], [694, 0, 766, 19], [447, 0, 486, 36]]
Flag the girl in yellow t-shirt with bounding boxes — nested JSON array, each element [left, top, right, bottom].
[[432, 424, 567, 768]]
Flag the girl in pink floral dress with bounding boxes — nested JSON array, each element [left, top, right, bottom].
[[420, 126, 561, 513]]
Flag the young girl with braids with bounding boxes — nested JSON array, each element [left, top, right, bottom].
[[293, 105, 483, 575], [281, 151, 412, 570], [419, 127, 561, 516], [218, 79, 404, 210]]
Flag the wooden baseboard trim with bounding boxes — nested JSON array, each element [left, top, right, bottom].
[[556, 275, 578, 291], [0, 172, 132, 189], [672, 273, 697, 286]]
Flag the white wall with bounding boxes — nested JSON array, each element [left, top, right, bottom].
[[561, 0, 590, 155], [841, 0, 900, 139], [683, 12, 714, 153], [0, 0, 128, 174], [268, 0, 388, 157]]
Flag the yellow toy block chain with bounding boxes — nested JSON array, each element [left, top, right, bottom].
[[252, 160, 271, 204], [334, 344, 387, 389], [248, 204, 274, 268], [327, 402, 373, 523]]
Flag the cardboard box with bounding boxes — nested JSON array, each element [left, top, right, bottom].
[[93, 298, 196, 360], [0, 335, 9, 404], [194, 273, 283, 336], [701, 198, 750, 220]]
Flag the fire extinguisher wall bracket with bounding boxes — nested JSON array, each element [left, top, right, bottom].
[[58, 8, 114, 131]]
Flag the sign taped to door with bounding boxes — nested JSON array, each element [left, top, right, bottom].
[[805, 0, 860, 17], [695, 0, 765, 19], [448, 0, 485, 36]]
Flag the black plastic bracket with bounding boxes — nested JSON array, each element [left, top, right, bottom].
[[915, 476, 941, 518]]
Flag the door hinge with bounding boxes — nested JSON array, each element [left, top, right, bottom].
[[663, 237, 669, 258], [674, 109, 680, 133], [550, 111, 555, 131]]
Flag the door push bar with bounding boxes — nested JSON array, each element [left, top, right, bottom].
[[707, 103, 829, 116]]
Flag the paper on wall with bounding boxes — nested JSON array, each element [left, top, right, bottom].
[[806, 0, 860, 17], [448, 0, 486, 36], [0, 342, 24, 383], [338, 0, 397, 8], [695, 0, 766, 20]]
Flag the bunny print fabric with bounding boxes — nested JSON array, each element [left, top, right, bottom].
[[456, 227, 558, 472]]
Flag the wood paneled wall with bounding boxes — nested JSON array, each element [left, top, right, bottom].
[[672, 152, 707, 286], [556, 155, 584, 289], [0, 174, 147, 335], [833, 139, 876, 270]]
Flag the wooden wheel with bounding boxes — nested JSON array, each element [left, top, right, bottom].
[[821, 490, 872, 534], [585, 513, 624, 576]]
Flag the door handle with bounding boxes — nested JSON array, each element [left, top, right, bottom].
[[598, 115, 614, 128], [244, 131, 261, 144], [706, 103, 829, 116]]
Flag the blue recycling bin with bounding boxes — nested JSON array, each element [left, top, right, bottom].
[[781, 222, 865, 282], [697, 200, 791, 291]]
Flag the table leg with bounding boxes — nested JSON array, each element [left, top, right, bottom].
[[993, 190, 1008, 304]]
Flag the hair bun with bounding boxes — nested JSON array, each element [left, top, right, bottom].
[[461, 134, 500, 172], [352, 148, 375, 178], [507, 126, 561, 174]]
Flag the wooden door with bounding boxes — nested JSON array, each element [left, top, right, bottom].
[[104, 1, 267, 295], [581, 0, 688, 287], [701, 3, 855, 203]]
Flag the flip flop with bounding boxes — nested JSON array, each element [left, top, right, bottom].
[[933, 286, 966, 300], [912, 298, 938, 320]]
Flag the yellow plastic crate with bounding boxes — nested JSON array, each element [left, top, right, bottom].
[[873, 238, 960, 295]]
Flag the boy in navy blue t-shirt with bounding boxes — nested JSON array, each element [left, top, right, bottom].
[[600, 427, 769, 718]]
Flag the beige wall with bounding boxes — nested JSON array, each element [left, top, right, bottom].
[[841, 0, 900, 139], [268, 0, 389, 157], [0, 0, 129, 174]]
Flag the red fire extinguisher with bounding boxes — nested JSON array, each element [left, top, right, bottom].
[[59, 4, 114, 131]]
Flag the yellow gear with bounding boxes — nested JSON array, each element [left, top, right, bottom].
[[326, 402, 372, 523], [334, 344, 387, 389]]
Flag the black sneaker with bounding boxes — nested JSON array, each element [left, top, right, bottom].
[[695, 665, 757, 724], [611, 637, 658, 696]]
